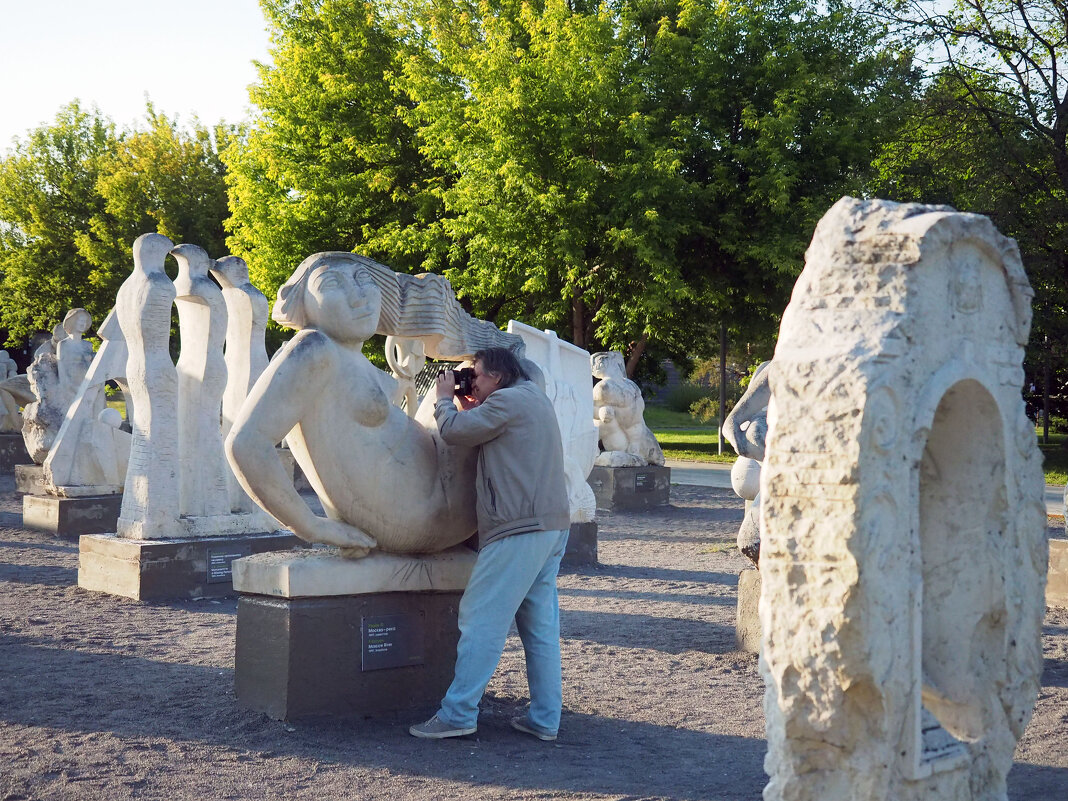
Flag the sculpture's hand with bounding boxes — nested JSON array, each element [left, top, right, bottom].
[[307, 517, 378, 552]]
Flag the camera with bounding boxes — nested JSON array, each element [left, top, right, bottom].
[[439, 367, 477, 396]]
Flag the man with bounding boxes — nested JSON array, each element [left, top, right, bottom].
[[409, 347, 571, 741]]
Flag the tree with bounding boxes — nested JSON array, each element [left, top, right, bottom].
[[0, 103, 237, 343], [224, 0, 437, 305], [0, 102, 117, 342]]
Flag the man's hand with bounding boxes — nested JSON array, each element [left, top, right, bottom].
[[436, 369, 455, 401], [457, 394, 480, 410]]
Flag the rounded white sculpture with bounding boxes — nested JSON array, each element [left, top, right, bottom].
[[590, 351, 663, 467], [721, 360, 770, 563], [226, 252, 523, 557]]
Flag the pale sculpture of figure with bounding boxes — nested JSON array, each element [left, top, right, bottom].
[[720, 360, 770, 564], [760, 198, 1045, 801], [590, 350, 664, 467], [385, 336, 427, 417], [0, 349, 22, 432], [211, 255, 271, 515], [22, 309, 96, 463], [115, 233, 180, 539], [226, 252, 524, 556], [44, 310, 131, 495], [173, 244, 231, 519]]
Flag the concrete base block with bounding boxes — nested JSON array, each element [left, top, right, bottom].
[[24, 493, 122, 536], [736, 567, 761, 653], [235, 590, 465, 721], [78, 531, 304, 601], [587, 464, 670, 512], [1048, 539, 1068, 608], [0, 433, 30, 473], [14, 464, 46, 495], [563, 521, 597, 567]]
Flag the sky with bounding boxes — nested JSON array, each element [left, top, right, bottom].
[[0, 0, 272, 151]]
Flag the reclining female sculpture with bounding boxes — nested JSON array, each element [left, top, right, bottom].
[[226, 252, 523, 558]]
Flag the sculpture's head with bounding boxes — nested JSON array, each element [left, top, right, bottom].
[[591, 351, 626, 380], [274, 252, 385, 344]]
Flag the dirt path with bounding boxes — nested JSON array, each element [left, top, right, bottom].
[[0, 480, 1065, 800]]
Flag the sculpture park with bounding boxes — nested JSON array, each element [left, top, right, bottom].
[[0, 0, 1066, 798]]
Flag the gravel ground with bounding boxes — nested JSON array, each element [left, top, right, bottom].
[[0, 479, 1065, 800]]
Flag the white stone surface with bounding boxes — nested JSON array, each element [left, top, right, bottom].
[[590, 350, 664, 467], [722, 360, 770, 563], [43, 310, 131, 495], [212, 256, 272, 517], [760, 197, 1046, 801], [115, 233, 180, 538], [227, 252, 523, 556], [232, 545, 477, 598], [507, 321, 598, 523], [173, 244, 231, 519], [0, 350, 22, 432]]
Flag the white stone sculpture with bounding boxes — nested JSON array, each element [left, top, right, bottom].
[[43, 310, 131, 495], [212, 255, 273, 519], [760, 198, 1046, 801], [23, 309, 95, 464], [507, 321, 598, 524], [173, 244, 231, 519], [115, 233, 180, 539], [385, 336, 427, 417], [0, 349, 23, 432], [226, 251, 524, 556], [590, 350, 664, 467], [721, 360, 769, 564]]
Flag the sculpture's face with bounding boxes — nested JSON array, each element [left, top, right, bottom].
[[304, 263, 382, 344]]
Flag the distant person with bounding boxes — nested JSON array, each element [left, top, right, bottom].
[[409, 347, 570, 742]]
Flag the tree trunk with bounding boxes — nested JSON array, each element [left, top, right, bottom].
[[625, 333, 648, 379], [571, 294, 585, 348]]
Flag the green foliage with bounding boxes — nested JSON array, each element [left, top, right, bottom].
[[228, 0, 917, 365], [689, 395, 719, 423], [0, 102, 235, 344], [663, 382, 712, 413]]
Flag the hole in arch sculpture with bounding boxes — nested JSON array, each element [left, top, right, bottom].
[[759, 197, 1047, 801]]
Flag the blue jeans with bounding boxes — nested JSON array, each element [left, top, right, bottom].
[[437, 527, 569, 733]]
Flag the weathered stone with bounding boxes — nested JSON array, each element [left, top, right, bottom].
[[1048, 539, 1068, 608], [735, 568, 761, 653], [23, 493, 122, 536], [760, 198, 1046, 801], [562, 521, 597, 567], [587, 464, 670, 512]]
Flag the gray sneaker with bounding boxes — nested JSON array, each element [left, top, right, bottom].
[[409, 714, 476, 739], [510, 715, 557, 741]]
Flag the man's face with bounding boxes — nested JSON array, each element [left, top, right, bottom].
[[471, 360, 502, 403]]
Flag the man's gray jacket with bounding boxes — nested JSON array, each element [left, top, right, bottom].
[[434, 379, 570, 550]]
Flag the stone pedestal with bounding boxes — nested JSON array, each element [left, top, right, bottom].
[[735, 567, 761, 653], [24, 493, 122, 536], [0, 434, 31, 473], [78, 530, 303, 601], [14, 464, 46, 495], [1048, 539, 1068, 608], [587, 464, 670, 512], [563, 521, 597, 567], [232, 547, 477, 721]]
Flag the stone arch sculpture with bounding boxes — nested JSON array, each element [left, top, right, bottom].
[[760, 198, 1046, 801]]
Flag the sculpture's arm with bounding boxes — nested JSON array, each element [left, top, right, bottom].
[[225, 332, 376, 551], [721, 361, 771, 457]]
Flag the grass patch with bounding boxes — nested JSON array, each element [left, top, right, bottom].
[[1039, 434, 1068, 485], [647, 407, 736, 463]]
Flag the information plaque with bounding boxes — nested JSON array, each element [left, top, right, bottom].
[[634, 471, 654, 491], [206, 543, 251, 584], [361, 612, 425, 671]]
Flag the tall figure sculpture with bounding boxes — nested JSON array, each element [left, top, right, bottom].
[[590, 351, 663, 467], [721, 361, 770, 563], [115, 233, 179, 539], [226, 252, 524, 557]]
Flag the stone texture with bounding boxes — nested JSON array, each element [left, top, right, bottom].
[[1048, 539, 1068, 608], [0, 433, 31, 473], [23, 493, 122, 536], [587, 464, 670, 512], [591, 350, 664, 467], [507, 320, 598, 523], [735, 567, 761, 653], [562, 521, 597, 567], [760, 198, 1047, 801], [722, 362, 770, 564], [231, 546, 477, 598], [78, 531, 303, 601], [0, 350, 23, 432], [14, 464, 46, 495]]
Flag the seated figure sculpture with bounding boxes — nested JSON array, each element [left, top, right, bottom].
[[720, 361, 770, 564], [226, 252, 524, 558], [591, 350, 663, 467]]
